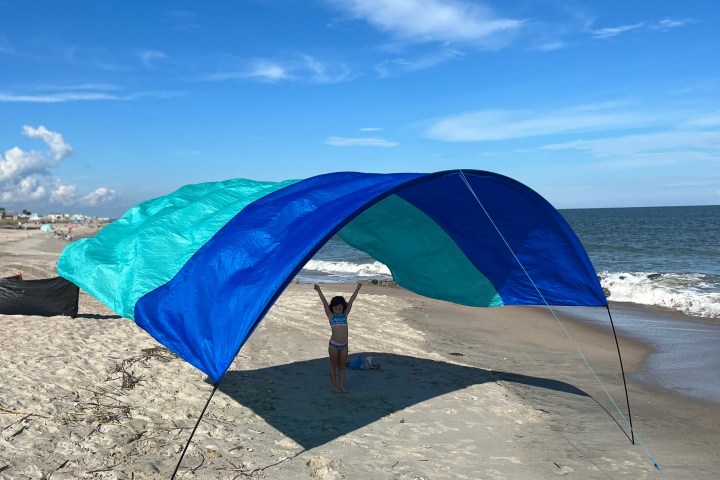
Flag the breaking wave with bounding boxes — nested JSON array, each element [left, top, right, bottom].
[[302, 259, 391, 278], [600, 271, 720, 319]]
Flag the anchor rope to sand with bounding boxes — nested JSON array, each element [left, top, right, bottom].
[[458, 170, 668, 479]]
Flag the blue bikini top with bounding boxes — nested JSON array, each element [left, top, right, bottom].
[[329, 313, 348, 327]]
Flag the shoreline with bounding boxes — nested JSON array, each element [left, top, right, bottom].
[[1, 230, 718, 478]]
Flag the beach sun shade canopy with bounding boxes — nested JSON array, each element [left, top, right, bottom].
[[58, 170, 606, 382]]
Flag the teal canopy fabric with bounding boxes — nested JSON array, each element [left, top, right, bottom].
[[58, 170, 605, 382]]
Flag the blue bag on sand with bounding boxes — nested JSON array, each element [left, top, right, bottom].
[[348, 357, 364, 370]]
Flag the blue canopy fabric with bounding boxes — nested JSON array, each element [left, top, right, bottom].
[[58, 170, 606, 382]]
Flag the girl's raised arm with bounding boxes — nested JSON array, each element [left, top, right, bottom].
[[314, 284, 332, 319], [344, 282, 362, 316]]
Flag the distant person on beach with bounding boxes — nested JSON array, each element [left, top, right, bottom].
[[314, 282, 362, 393]]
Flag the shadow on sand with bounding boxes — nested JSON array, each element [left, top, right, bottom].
[[214, 352, 588, 450], [76, 313, 122, 320]]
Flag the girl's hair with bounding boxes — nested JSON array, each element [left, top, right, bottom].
[[329, 296, 347, 310]]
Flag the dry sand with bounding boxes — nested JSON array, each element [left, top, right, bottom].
[[0, 228, 718, 479]]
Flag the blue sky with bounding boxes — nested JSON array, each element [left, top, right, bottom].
[[1, 0, 718, 217]]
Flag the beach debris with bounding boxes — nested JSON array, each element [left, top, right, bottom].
[[121, 370, 143, 390], [108, 346, 177, 389], [205, 446, 222, 458], [0, 404, 48, 419], [61, 386, 131, 425], [647, 273, 663, 280]]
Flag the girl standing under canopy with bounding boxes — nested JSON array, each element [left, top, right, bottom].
[[314, 283, 362, 393]]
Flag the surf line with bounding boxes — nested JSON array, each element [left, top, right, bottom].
[[457, 170, 668, 479]]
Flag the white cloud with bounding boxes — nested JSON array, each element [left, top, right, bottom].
[[1, 126, 72, 181], [207, 55, 352, 84], [326, 136, 398, 147], [328, 0, 523, 47], [38, 83, 120, 92], [590, 18, 690, 39], [1, 126, 118, 211], [139, 49, 168, 68], [207, 62, 287, 82], [0, 91, 125, 103], [1, 177, 46, 203], [590, 23, 645, 39], [246, 60, 289, 82], [77, 187, 118, 206], [360, 127, 382, 132], [23, 125, 73, 160], [541, 130, 720, 160], [426, 107, 649, 142], [0, 83, 180, 103], [653, 18, 691, 30], [530, 40, 568, 52], [374, 49, 463, 76], [50, 184, 77, 205]]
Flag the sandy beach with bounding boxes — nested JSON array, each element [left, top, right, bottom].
[[1, 228, 718, 479]]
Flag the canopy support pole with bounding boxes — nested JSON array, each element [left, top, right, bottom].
[[457, 170, 668, 478], [606, 305, 635, 444], [171, 381, 220, 479]]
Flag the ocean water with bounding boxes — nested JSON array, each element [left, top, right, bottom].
[[298, 204, 720, 404], [300, 205, 720, 320], [562, 205, 720, 320]]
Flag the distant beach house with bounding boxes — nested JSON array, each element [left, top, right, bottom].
[[1, 209, 18, 220], [47, 213, 69, 221]]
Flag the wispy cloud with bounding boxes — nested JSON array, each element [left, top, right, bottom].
[[206, 55, 352, 84], [530, 40, 568, 52], [246, 60, 290, 82], [34, 83, 120, 92], [653, 18, 691, 30], [360, 127, 382, 132], [426, 106, 651, 142], [0, 92, 125, 103], [590, 18, 690, 39], [326, 136, 398, 147], [589, 22, 645, 39], [374, 48, 463, 76], [327, 0, 524, 48], [541, 130, 720, 160], [0, 86, 181, 103], [139, 49, 168, 69]]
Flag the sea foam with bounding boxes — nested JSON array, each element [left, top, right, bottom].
[[303, 259, 391, 277], [601, 271, 720, 319]]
